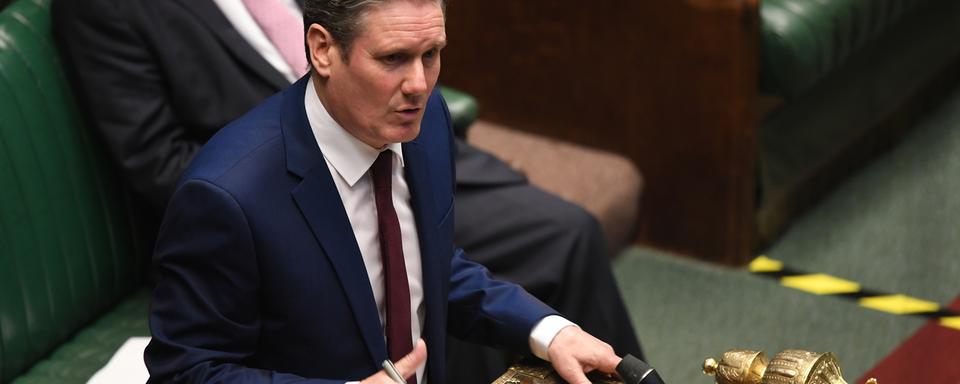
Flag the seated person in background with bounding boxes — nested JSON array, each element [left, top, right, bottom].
[[52, 0, 643, 381]]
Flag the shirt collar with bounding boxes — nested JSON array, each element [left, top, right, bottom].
[[304, 77, 404, 187]]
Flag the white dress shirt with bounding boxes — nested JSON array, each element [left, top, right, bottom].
[[211, 0, 303, 83]]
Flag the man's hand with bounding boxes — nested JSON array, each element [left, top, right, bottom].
[[547, 326, 622, 384], [360, 339, 427, 384]]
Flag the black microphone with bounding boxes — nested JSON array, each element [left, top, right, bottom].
[[616, 354, 666, 384]]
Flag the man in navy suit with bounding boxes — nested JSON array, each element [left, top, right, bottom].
[[51, 0, 643, 380], [144, 0, 623, 382]]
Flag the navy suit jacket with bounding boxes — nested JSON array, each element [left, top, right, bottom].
[[144, 77, 555, 383]]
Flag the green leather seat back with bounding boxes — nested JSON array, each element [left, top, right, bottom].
[[438, 86, 479, 138], [760, 0, 937, 99], [0, 0, 143, 380]]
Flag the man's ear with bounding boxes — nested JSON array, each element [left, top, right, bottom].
[[307, 24, 337, 77]]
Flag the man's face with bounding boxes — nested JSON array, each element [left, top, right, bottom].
[[319, 0, 446, 149]]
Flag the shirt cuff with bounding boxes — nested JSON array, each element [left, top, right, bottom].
[[528, 315, 578, 361]]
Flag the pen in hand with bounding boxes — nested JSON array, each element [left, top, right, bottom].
[[382, 359, 405, 384], [368, 339, 425, 384]]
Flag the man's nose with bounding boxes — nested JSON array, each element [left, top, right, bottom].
[[401, 61, 429, 96]]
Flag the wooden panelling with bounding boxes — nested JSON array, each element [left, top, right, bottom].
[[441, 0, 760, 264]]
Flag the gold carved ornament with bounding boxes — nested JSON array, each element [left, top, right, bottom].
[[702, 349, 878, 384]]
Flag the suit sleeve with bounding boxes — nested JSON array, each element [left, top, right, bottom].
[[446, 248, 558, 353], [145, 179, 348, 384], [52, 0, 200, 209]]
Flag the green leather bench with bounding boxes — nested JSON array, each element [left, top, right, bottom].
[[0, 0, 151, 382], [760, 0, 937, 99], [0, 2, 149, 384], [756, 0, 960, 242]]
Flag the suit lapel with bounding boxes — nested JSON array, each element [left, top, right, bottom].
[[291, 171, 389, 367], [283, 78, 388, 367], [402, 140, 444, 347], [175, 0, 290, 91]]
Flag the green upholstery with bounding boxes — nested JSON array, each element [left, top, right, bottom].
[[11, 291, 150, 384], [757, 0, 960, 239], [439, 86, 479, 138], [0, 0, 145, 381], [760, 0, 936, 98]]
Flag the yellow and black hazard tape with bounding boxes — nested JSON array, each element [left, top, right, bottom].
[[749, 255, 960, 331]]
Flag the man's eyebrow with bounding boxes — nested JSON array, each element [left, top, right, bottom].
[[375, 39, 447, 54]]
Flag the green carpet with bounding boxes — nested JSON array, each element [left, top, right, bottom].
[[764, 82, 960, 305], [613, 79, 960, 383]]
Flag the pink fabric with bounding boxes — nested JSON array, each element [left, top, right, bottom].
[[857, 296, 960, 384], [241, 0, 308, 76], [371, 152, 416, 384]]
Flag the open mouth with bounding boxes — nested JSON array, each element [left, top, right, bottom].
[[397, 107, 421, 119]]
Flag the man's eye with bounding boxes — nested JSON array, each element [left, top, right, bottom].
[[423, 49, 438, 59], [382, 54, 402, 64]]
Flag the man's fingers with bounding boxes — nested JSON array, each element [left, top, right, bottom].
[[585, 337, 619, 373], [554, 358, 591, 384], [393, 339, 427, 379], [546, 325, 623, 383], [597, 353, 622, 373]]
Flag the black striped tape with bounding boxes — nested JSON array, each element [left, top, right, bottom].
[[749, 256, 960, 330]]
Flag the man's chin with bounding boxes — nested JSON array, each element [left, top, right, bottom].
[[390, 122, 422, 143]]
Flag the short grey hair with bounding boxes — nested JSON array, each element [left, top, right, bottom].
[[303, 0, 446, 62]]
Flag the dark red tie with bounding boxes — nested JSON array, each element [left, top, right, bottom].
[[371, 151, 416, 383]]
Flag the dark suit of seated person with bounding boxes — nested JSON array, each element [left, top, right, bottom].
[[51, 0, 643, 381]]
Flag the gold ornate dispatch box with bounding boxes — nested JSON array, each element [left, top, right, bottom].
[[491, 360, 622, 384]]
